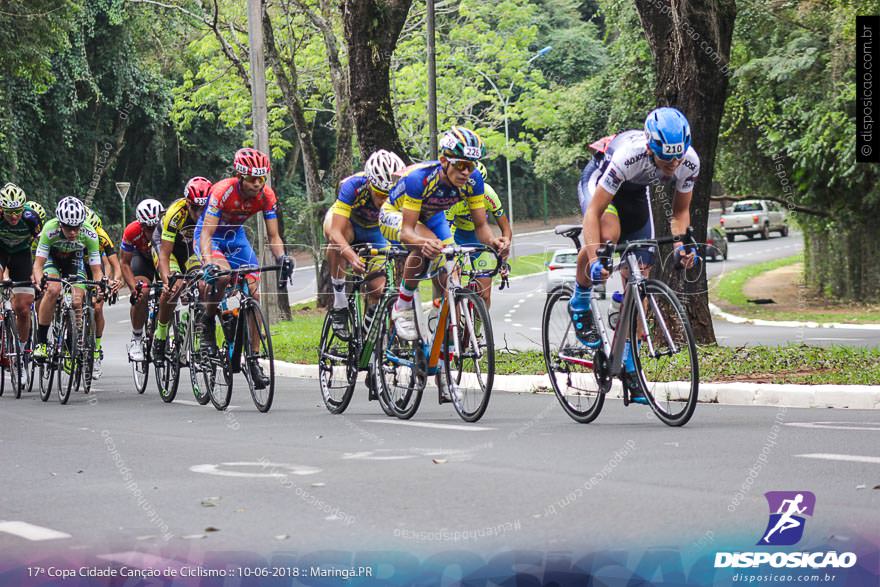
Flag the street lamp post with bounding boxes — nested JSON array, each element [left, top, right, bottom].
[[475, 46, 551, 234], [115, 182, 130, 226]]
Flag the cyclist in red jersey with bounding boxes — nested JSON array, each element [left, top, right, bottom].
[[194, 147, 293, 388], [120, 199, 164, 361]]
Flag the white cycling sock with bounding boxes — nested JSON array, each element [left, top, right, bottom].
[[395, 284, 416, 311]]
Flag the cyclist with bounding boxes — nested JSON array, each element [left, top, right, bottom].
[[0, 184, 43, 367], [444, 161, 512, 308], [151, 176, 211, 361], [195, 147, 293, 389], [381, 127, 509, 342], [33, 197, 104, 361], [324, 149, 405, 339], [83, 207, 122, 378], [26, 200, 47, 225], [120, 199, 164, 362], [570, 107, 700, 402]]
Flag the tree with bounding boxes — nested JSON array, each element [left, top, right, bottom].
[[634, 0, 736, 344]]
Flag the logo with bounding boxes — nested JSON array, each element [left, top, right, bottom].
[[759, 491, 815, 546], [682, 159, 697, 171], [623, 153, 648, 166]]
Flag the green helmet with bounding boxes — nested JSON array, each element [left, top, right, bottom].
[[438, 127, 486, 161], [85, 206, 103, 230], [474, 161, 488, 179], [26, 200, 46, 222]]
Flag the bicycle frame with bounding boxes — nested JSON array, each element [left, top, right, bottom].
[[353, 258, 401, 370]]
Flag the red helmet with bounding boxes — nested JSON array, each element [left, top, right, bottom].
[[233, 148, 271, 177], [185, 176, 212, 206]]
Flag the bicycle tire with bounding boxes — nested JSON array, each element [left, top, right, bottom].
[[156, 313, 181, 403], [39, 316, 55, 402], [207, 340, 233, 411], [317, 309, 357, 414], [541, 287, 605, 423], [80, 307, 95, 395], [57, 307, 78, 405], [629, 279, 699, 427], [374, 296, 424, 419], [242, 302, 274, 413], [0, 317, 8, 398], [25, 308, 37, 393], [443, 289, 494, 422], [5, 312, 23, 398], [185, 305, 210, 405]]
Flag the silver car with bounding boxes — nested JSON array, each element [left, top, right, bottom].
[[545, 248, 578, 292]]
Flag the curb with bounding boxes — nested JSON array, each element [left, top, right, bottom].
[[709, 303, 880, 331], [273, 360, 880, 410]]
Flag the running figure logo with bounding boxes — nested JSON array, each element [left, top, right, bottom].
[[758, 491, 816, 546]]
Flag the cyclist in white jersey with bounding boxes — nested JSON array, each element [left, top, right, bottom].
[[569, 107, 701, 402]]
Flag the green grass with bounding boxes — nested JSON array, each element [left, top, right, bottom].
[[271, 307, 880, 384], [711, 254, 880, 323]]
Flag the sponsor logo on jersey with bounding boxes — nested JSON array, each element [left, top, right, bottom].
[[623, 152, 649, 166], [682, 159, 697, 172]]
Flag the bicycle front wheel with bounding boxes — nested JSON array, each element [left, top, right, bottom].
[[375, 296, 425, 419], [185, 306, 210, 405], [5, 313, 24, 398], [156, 314, 181, 403], [57, 308, 78, 405], [80, 308, 95, 394], [26, 308, 37, 393], [242, 302, 274, 413], [317, 308, 357, 414], [206, 341, 233, 411], [541, 287, 605, 423], [630, 279, 699, 427], [443, 290, 494, 422]]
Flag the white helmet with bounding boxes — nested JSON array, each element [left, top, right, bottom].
[[136, 198, 165, 227], [364, 149, 405, 192], [56, 196, 87, 227], [0, 183, 26, 209]]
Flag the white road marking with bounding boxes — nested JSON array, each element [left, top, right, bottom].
[[786, 422, 880, 432], [0, 521, 71, 541], [174, 399, 240, 409], [805, 337, 862, 342], [514, 323, 523, 327], [342, 451, 416, 461], [118, 319, 130, 324], [363, 419, 495, 431], [190, 462, 321, 478], [795, 453, 880, 465]]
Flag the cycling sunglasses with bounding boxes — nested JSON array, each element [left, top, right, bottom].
[[60, 222, 80, 231], [447, 158, 476, 172], [2, 207, 24, 215]]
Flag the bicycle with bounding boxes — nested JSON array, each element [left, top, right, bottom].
[[541, 225, 699, 427], [0, 280, 35, 398], [155, 269, 206, 404], [317, 245, 410, 415], [76, 278, 107, 395], [199, 264, 287, 413], [129, 281, 162, 395], [376, 244, 503, 423]]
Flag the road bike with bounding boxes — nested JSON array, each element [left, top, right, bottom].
[[542, 224, 699, 426], [200, 264, 287, 413], [0, 280, 34, 398], [376, 244, 503, 423], [317, 245, 410, 415], [154, 270, 203, 404], [129, 281, 162, 394]]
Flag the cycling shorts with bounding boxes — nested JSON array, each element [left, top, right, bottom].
[[0, 248, 35, 293], [194, 224, 259, 280], [379, 203, 453, 245]]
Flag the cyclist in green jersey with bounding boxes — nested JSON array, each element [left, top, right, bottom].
[[33, 197, 104, 361], [0, 184, 43, 353]]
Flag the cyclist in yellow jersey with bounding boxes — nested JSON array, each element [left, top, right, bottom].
[[152, 177, 210, 360], [83, 207, 122, 379], [444, 161, 512, 309]]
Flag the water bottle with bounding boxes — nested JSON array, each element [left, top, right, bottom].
[[427, 298, 442, 335], [608, 291, 623, 330]]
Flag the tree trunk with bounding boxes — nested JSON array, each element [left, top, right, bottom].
[[635, 0, 736, 345], [342, 0, 412, 160]]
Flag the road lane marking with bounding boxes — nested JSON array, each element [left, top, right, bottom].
[[0, 521, 71, 541], [363, 419, 495, 431], [786, 422, 880, 432], [795, 453, 880, 465], [190, 462, 321, 477]]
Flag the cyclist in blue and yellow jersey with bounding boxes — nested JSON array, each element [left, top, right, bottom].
[[379, 127, 510, 342], [444, 161, 512, 309], [82, 206, 122, 378], [570, 107, 700, 403], [0, 184, 43, 360], [151, 176, 211, 361], [324, 149, 405, 339]]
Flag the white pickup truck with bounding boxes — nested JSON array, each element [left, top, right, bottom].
[[720, 200, 789, 242]]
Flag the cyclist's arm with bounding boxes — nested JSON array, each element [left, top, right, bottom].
[[497, 213, 512, 245], [119, 250, 137, 290], [106, 253, 122, 282], [158, 239, 174, 285], [264, 216, 285, 260], [671, 190, 692, 237], [85, 235, 104, 282], [32, 254, 46, 287], [199, 213, 219, 264], [583, 185, 614, 264]]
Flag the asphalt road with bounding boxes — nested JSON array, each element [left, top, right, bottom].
[[1, 361, 878, 558]]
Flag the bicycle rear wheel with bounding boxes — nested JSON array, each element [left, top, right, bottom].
[[542, 288, 606, 423], [80, 308, 95, 394], [185, 306, 210, 405], [443, 290, 494, 422], [57, 308, 78, 405], [156, 314, 182, 403], [242, 302, 274, 413], [131, 341, 149, 394], [375, 296, 424, 419], [630, 279, 699, 427], [26, 308, 37, 393], [317, 308, 357, 414]]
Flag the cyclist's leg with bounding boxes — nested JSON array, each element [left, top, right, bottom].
[[129, 252, 155, 332], [323, 210, 358, 337], [452, 228, 495, 307], [5, 249, 35, 343], [153, 249, 185, 357], [35, 256, 67, 357], [354, 223, 388, 307]]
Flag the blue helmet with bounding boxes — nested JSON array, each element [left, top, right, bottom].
[[644, 107, 691, 160]]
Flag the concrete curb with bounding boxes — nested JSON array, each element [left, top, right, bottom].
[[709, 303, 880, 331], [273, 360, 880, 409]]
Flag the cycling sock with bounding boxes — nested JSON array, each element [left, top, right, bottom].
[[331, 277, 347, 309], [95, 337, 102, 350], [570, 283, 592, 313], [132, 328, 143, 341], [155, 321, 169, 341], [38, 324, 50, 344], [395, 284, 416, 311]]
